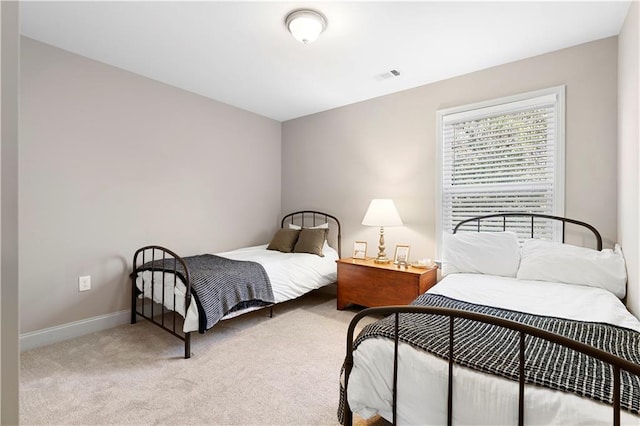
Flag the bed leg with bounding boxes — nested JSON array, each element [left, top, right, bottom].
[[269, 306, 273, 318], [185, 332, 191, 359], [130, 305, 137, 324], [344, 409, 352, 425], [130, 276, 137, 325]]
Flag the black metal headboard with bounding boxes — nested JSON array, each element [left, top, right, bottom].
[[281, 210, 342, 257], [453, 213, 603, 251]]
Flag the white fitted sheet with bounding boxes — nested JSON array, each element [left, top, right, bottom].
[[347, 273, 640, 425], [136, 244, 338, 332]]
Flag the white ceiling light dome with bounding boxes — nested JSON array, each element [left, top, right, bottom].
[[285, 9, 327, 44]]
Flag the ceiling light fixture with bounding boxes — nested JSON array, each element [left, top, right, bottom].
[[285, 9, 327, 44]]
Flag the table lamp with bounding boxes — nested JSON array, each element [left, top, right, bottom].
[[361, 199, 403, 263]]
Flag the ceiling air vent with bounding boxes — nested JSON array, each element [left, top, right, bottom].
[[374, 69, 401, 81]]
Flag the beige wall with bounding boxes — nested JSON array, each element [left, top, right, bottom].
[[1, 2, 20, 424], [283, 37, 619, 269], [18, 25, 635, 337], [618, 1, 640, 317], [19, 38, 282, 333]]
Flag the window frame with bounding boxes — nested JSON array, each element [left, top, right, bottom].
[[435, 85, 566, 259]]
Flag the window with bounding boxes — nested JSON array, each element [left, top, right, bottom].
[[436, 86, 565, 257]]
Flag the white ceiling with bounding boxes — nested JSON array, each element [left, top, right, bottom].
[[20, 1, 631, 122]]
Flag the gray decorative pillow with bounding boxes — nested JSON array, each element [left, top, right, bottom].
[[293, 228, 326, 257], [267, 229, 300, 253], [288, 223, 329, 243]]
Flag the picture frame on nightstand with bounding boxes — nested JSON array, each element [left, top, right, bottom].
[[394, 244, 410, 263], [353, 241, 368, 259]]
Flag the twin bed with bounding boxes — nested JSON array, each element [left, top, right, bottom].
[[341, 213, 640, 425], [130, 210, 341, 358]]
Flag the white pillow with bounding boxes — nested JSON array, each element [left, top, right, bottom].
[[442, 232, 521, 277], [516, 239, 627, 298], [287, 222, 329, 230]]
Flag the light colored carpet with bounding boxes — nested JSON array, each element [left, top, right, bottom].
[[20, 288, 377, 425]]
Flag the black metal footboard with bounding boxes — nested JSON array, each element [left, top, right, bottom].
[[131, 245, 192, 359], [343, 306, 640, 426]]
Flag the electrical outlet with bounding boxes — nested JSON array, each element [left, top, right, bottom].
[[78, 275, 91, 292]]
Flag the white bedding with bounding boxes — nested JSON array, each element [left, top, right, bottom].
[[347, 273, 640, 425], [136, 244, 338, 332]]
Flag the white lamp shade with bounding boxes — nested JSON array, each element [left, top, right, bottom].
[[286, 10, 326, 44], [361, 199, 403, 227]]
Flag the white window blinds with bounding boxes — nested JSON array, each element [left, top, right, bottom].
[[436, 86, 565, 253]]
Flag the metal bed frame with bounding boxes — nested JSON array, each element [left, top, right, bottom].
[[131, 210, 341, 359], [453, 212, 603, 250], [342, 213, 637, 426]]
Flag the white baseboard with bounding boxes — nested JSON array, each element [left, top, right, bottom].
[[20, 309, 132, 352]]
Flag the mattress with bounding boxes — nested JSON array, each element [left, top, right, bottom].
[[136, 243, 338, 332], [347, 273, 640, 425]]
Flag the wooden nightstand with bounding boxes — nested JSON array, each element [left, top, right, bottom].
[[336, 258, 437, 310]]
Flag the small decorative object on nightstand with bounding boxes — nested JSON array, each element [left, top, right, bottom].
[[336, 257, 437, 309], [411, 258, 435, 269], [352, 241, 367, 260], [393, 244, 410, 263], [361, 199, 403, 264]]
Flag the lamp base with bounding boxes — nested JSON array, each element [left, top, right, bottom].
[[374, 226, 391, 264]]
